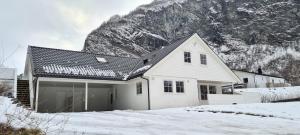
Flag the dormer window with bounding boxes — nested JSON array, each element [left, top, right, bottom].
[[96, 57, 107, 63]]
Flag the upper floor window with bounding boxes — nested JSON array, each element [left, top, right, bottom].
[[164, 81, 173, 92], [200, 54, 207, 65], [176, 81, 184, 93], [184, 52, 191, 63], [136, 82, 142, 94]]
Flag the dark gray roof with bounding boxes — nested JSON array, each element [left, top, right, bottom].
[[28, 35, 191, 80], [127, 36, 191, 79], [28, 46, 140, 80]]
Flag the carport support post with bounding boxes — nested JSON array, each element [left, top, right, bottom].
[[35, 80, 39, 112], [231, 82, 234, 94], [85, 82, 88, 111]]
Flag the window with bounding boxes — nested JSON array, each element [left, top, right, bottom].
[[222, 87, 233, 94], [200, 85, 208, 100], [200, 54, 207, 65], [136, 82, 142, 94], [243, 78, 248, 83], [164, 81, 173, 92], [184, 52, 191, 63], [176, 81, 184, 93], [209, 86, 217, 94]]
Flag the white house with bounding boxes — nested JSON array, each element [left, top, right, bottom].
[[232, 70, 287, 88], [23, 33, 245, 113]]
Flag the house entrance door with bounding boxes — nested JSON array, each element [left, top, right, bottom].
[[198, 84, 208, 105]]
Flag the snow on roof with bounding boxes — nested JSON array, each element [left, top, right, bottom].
[[42, 64, 116, 77], [133, 65, 152, 74], [96, 57, 108, 63]]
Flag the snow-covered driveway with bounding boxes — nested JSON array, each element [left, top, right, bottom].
[[1, 97, 300, 135], [60, 107, 300, 135], [59, 104, 300, 135]]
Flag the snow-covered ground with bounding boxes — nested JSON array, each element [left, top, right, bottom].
[[236, 86, 300, 102], [1, 97, 300, 135]]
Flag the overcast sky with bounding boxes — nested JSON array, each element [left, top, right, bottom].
[[0, 0, 153, 74]]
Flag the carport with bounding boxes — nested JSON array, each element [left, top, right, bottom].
[[36, 78, 126, 113]]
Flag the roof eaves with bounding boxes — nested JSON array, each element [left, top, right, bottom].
[[34, 74, 127, 81]]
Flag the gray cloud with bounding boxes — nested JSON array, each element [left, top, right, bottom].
[[0, 0, 152, 74]]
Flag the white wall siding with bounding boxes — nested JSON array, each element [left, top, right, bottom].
[[142, 34, 242, 109], [24, 57, 35, 108], [149, 76, 199, 109], [114, 77, 149, 110], [145, 34, 240, 83]]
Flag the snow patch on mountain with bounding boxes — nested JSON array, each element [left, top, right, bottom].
[[138, 0, 187, 12]]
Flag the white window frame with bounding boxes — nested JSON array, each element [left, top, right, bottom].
[[184, 52, 191, 63], [136, 82, 142, 95], [164, 81, 173, 93], [200, 54, 207, 65], [176, 81, 184, 93], [209, 85, 217, 94]]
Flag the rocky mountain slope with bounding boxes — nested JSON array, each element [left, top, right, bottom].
[[84, 0, 300, 85]]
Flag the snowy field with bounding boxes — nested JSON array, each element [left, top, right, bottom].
[[1, 97, 300, 135]]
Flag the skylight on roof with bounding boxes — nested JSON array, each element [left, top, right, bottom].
[[96, 57, 107, 63]]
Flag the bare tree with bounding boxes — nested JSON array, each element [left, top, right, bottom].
[[281, 59, 300, 86], [0, 97, 68, 135], [0, 44, 21, 67], [0, 82, 11, 95]]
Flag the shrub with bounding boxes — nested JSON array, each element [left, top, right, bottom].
[[0, 123, 43, 135], [0, 82, 11, 95]]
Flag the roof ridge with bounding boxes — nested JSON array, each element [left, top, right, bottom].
[[28, 45, 139, 59], [140, 35, 192, 59]]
